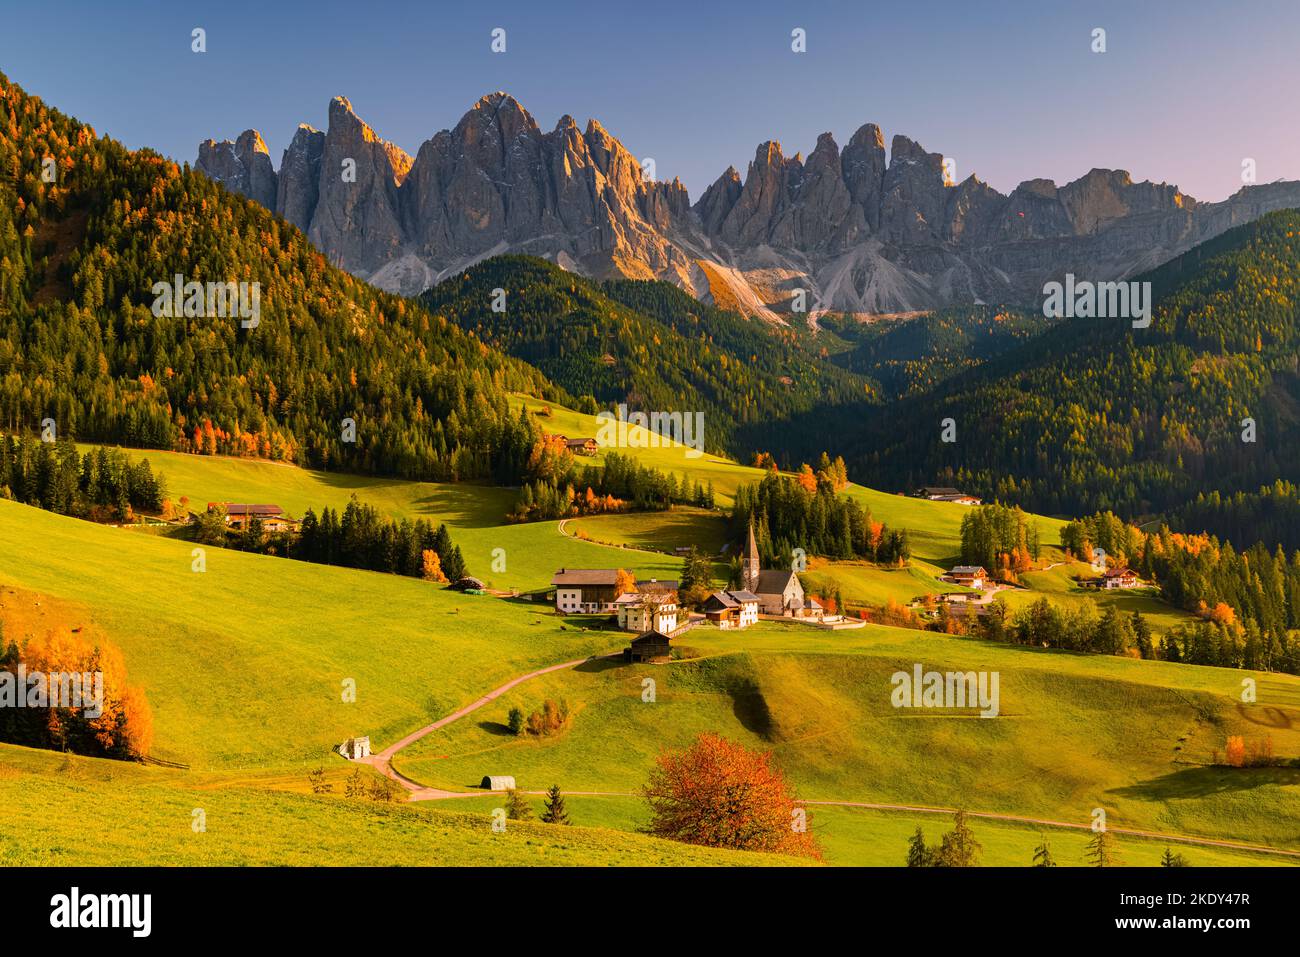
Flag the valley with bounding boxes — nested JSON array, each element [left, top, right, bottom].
[[1, 57, 1298, 874]]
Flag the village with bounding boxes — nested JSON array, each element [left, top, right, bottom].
[[552, 523, 869, 663]]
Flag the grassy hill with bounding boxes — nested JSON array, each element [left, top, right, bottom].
[[395, 623, 1300, 853], [0, 500, 625, 768], [447, 794, 1293, 867], [75, 392, 1069, 596], [0, 487, 1282, 865], [0, 745, 799, 867]]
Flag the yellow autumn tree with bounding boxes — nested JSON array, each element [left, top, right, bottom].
[[22, 628, 154, 757], [615, 568, 637, 597], [421, 549, 447, 583]]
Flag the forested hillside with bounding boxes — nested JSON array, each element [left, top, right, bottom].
[[0, 72, 563, 483], [422, 256, 872, 456], [800, 211, 1300, 524], [820, 306, 1059, 400]]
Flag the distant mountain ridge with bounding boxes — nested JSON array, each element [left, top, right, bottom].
[[197, 92, 1300, 319]]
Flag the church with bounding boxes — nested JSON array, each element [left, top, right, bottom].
[[741, 523, 818, 618]]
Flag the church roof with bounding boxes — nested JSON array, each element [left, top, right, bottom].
[[754, 569, 798, 595]]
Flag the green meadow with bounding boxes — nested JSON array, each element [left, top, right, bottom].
[[0, 745, 796, 867], [86, 442, 680, 593], [0, 500, 622, 768], [446, 795, 1294, 868], [0, 396, 1285, 867], [1005, 561, 1197, 633], [397, 622, 1300, 853]]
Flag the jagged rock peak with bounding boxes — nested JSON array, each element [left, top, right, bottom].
[[196, 129, 277, 210]]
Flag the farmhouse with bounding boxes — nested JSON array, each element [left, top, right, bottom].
[[565, 437, 599, 455], [915, 486, 982, 505], [551, 569, 622, 613], [206, 502, 296, 531], [624, 629, 672, 663], [615, 590, 679, 633], [740, 524, 816, 617], [947, 565, 988, 589], [1101, 567, 1141, 589], [550, 570, 679, 615], [704, 590, 761, 629]]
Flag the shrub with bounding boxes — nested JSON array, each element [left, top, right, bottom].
[[507, 707, 525, 735]]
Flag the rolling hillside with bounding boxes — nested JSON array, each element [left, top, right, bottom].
[[396, 623, 1300, 854], [0, 745, 799, 867], [0, 478, 1282, 865]]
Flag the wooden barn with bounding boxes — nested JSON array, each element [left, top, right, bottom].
[[624, 629, 672, 663]]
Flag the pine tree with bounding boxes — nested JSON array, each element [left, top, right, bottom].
[[1032, 841, 1056, 867], [1085, 828, 1120, 867], [934, 809, 982, 867], [541, 784, 570, 824], [1160, 847, 1190, 867], [507, 707, 525, 735], [906, 826, 932, 867]]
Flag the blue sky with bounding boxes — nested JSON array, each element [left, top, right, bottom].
[[1, 0, 1296, 202]]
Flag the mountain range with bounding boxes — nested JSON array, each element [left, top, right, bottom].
[[196, 91, 1300, 318]]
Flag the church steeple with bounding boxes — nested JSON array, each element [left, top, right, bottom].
[[743, 521, 760, 592]]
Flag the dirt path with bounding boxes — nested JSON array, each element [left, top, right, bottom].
[[799, 800, 1300, 859], [359, 660, 1299, 860], [357, 654, 615, 794]]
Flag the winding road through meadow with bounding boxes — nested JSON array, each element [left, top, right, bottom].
[[357, 652, 1300, 860]]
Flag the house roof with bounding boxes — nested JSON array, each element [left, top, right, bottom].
[[949, 566, 988, 576], [616, 591, 674, 605], [919, 486, 963, 497], [210, 503, 283, 516], [1104, 568, 1138, 578], [636, 579, 679, 592], [551, 569, 620, 586], [754, 569, 798, 595], [630, 629, 673, 646], [706, 589, 762, 611], [565, 437, 597, 447]]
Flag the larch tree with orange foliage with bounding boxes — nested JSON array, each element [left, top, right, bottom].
[[796, 463, 818, 494], [641, 732, 822, 860], [614, 568, 637, 597], [421, 549, 447, 583], [6, 627, 154, 759]]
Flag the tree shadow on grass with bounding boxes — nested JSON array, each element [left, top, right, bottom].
[[478, 720, 515, 737], [1236, 703, 1297, 731], [727, 675, 774, 740], [1109, 764, 1300, 802], [574, 656, 624, 674]]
